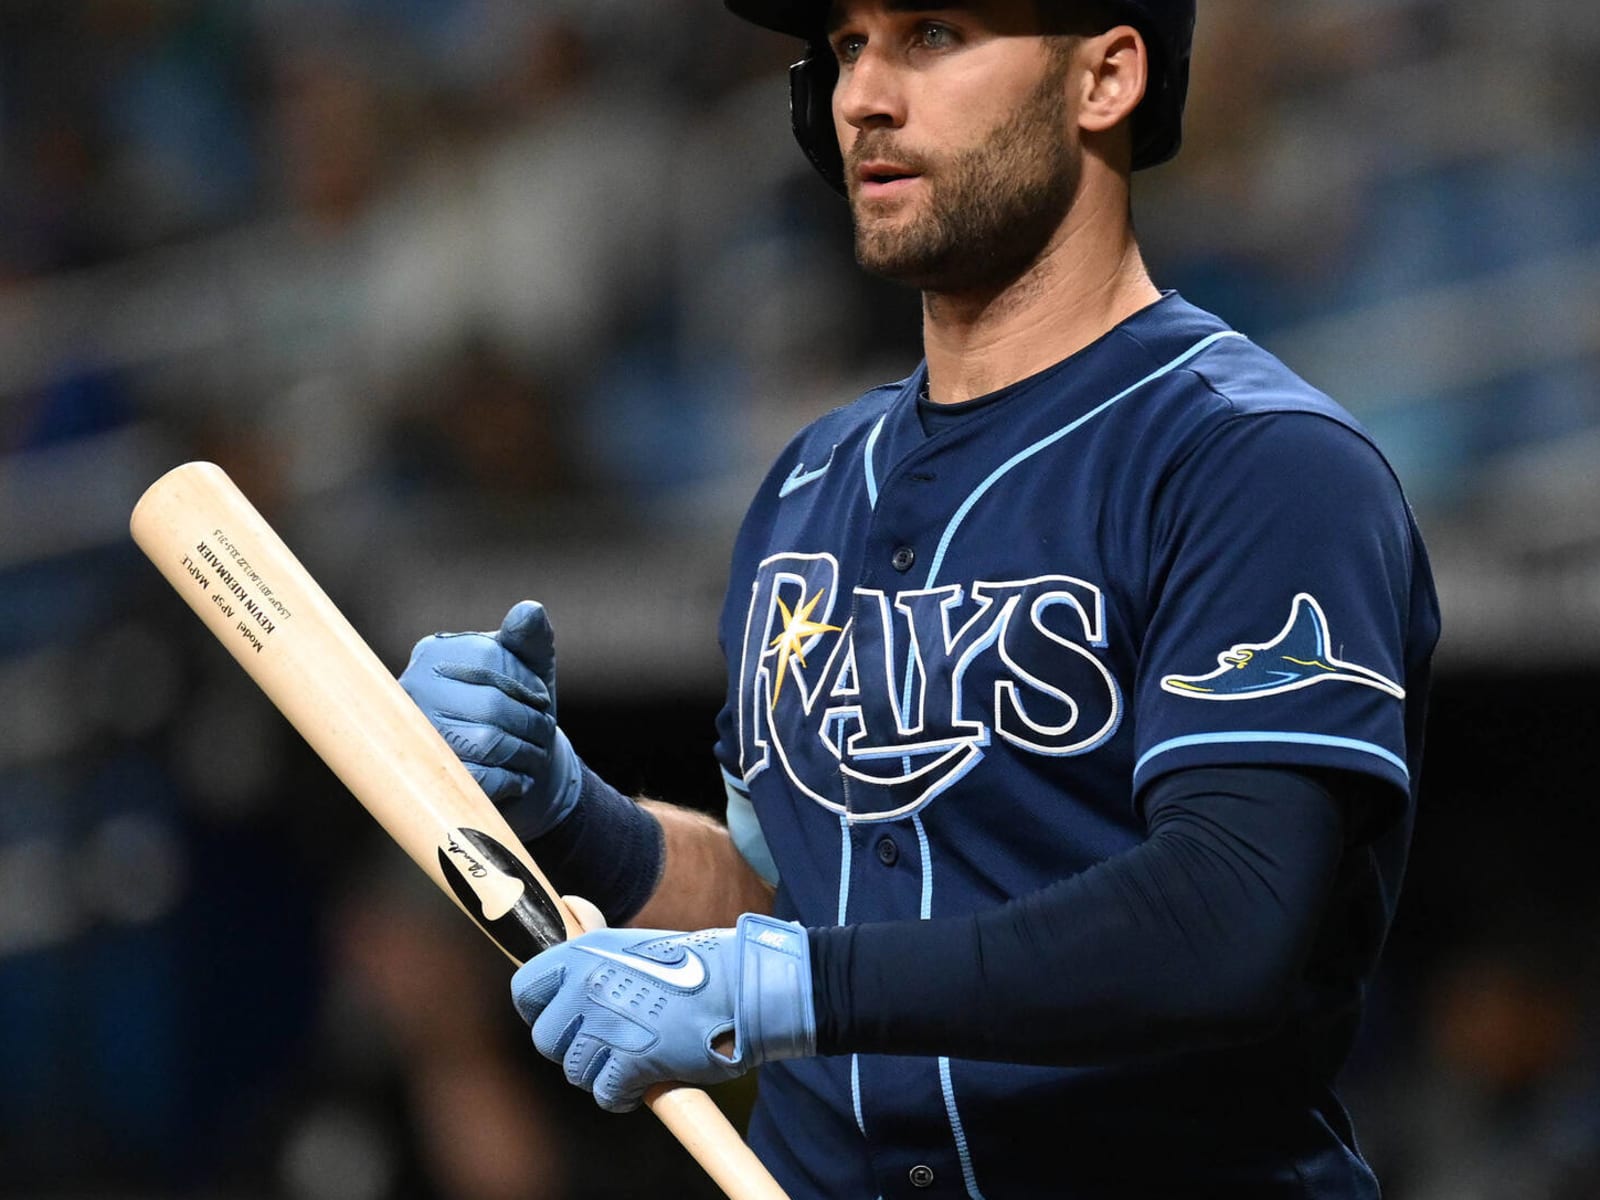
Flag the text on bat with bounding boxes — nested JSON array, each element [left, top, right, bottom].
[[210, 527, 293, 619], [196, 541, 276, 635]]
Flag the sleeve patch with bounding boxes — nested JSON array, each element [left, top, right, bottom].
[[1159, 593, 1404, 702]]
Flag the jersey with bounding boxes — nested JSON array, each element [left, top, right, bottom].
[[711, 292, 1441, 1199]]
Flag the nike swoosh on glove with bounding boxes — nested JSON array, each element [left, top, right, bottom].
[[510, 914, 816, 1112], [399, 600, 583, 840]]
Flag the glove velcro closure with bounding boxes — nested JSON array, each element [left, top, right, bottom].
[[734, 913, 817, 1066]]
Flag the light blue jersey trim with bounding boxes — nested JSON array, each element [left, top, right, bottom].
[[722, 768, 779, 886], [913, 814, 933, 920], [836, 812, 852, 924], [939, 1057, 988, 1200], [849, 334, 1237, 1199], [894, 331, 1240, 1199], [917, 816, 985, 1194], [839, 812, 868, 1140], [864, 413, 888, 509], [851, 1055, 868, 1138], [925, 331, 1246, 588], [1135, 731, 1409, 780]]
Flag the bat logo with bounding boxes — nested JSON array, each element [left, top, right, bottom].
[[437, 829, 567, 962]]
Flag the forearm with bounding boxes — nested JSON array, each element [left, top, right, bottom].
[[528, 774, 771, 929], [810, 767, 1349, 1065], [630, 800, 775, 929]]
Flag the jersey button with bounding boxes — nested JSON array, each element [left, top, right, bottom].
[[875, 836, 899, 866], [909, 1164, 935, 1188], [890, 545, 916, 572]]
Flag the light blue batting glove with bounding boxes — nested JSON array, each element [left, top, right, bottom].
[[509, 913, 816, 1113], [399, 600, 582, 839]]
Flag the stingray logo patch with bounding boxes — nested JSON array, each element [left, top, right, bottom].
[[1161, 593, 1404, 701]]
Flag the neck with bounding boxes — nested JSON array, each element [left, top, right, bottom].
[[920, 174, 1160, 405]]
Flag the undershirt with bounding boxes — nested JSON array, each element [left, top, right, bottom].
[[808, 765, 1374, 1064]]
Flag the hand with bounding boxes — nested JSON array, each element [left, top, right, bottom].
[[510, 913, 816, 1112], [400, 600, 582, 840]]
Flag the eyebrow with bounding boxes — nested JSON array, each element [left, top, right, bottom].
[[824, 2, 972, 36]]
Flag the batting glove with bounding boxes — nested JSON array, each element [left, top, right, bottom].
[[510, 914, 817, 1113], [399, 600, 583, 839]]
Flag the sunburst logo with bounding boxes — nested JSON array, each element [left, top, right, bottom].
[[767, 588, 840, 707]]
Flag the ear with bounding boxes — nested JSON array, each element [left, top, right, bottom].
[[1076, 26, 1148, 141]]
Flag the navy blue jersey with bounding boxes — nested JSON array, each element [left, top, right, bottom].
[[712, 293, 1440, 1198]]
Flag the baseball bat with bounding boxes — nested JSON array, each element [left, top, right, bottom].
[[130, 461, 787, 1200]]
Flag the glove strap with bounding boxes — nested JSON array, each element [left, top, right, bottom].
[[734, 913, 817, 1066]]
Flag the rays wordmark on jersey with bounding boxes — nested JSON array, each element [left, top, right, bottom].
[[737, 553, 1123, 821]]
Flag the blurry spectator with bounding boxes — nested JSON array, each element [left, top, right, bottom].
[[387, 335, 584, 507]]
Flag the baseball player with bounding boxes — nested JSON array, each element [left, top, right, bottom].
[[400, 1, 1441, 1196]]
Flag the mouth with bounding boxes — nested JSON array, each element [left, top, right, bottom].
[[856, 163, 921, 199]]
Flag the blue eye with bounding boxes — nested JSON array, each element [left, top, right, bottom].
[[833, 33, 866, 64], [918, 22, 957, 49]]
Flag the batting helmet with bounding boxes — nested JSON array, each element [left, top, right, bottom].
[[725, 0, 1195, 194]]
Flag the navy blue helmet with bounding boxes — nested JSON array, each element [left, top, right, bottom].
[[725, 0, 1196, 193]]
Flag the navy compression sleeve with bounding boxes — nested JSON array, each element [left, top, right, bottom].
[[808, 766, 1354, 1063]]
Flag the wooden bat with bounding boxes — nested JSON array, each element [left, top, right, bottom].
[[130, 461, 787, 1200]]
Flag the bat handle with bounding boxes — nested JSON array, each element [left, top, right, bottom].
[[553, 897, 788, 1198], [644, 1083, 790, 1200]]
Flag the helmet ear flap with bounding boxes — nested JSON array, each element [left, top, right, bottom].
[[789, 48, 846, 195]]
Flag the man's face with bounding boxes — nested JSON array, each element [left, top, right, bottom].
[[828, 1, 1085, 293]]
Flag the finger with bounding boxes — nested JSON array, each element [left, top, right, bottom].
[[433, 710, 553, 775], [511, 959, 568, 1024], [563, 895, 607, 932], [532, 1006, 586, 1064], [404, 629, 497, 673], [593, 1062, 648, 1114], [461, 761, 533, 805], [433, 660, 552, 717], [560, 1036, 612, 1092], [400, 632, 493, 699], [428, 677, 555, 751], [496, 601, 558, 705]]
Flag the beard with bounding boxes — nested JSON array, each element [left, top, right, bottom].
[[847, 63, 1082, 295]]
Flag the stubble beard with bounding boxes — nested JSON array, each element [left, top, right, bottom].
[[849, 63, 1082, 296]]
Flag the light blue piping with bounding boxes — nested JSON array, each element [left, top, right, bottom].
[[913, 813, 933, 920], [839, 812, 867, 1141], [854, 334, 1243, 1199], [864, 413, 888, 510], [851, 1054, 867, 1138], [1135, 730, 1409, 780], [836, 812, 852, 923], [939, 1056, 988, 1200], [924, 331, 1246, 589]]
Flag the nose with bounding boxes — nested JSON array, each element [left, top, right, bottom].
[[834, 46, 907, 135]]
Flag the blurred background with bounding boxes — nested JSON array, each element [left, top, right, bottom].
[[1, 0, 1597, 1196]]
